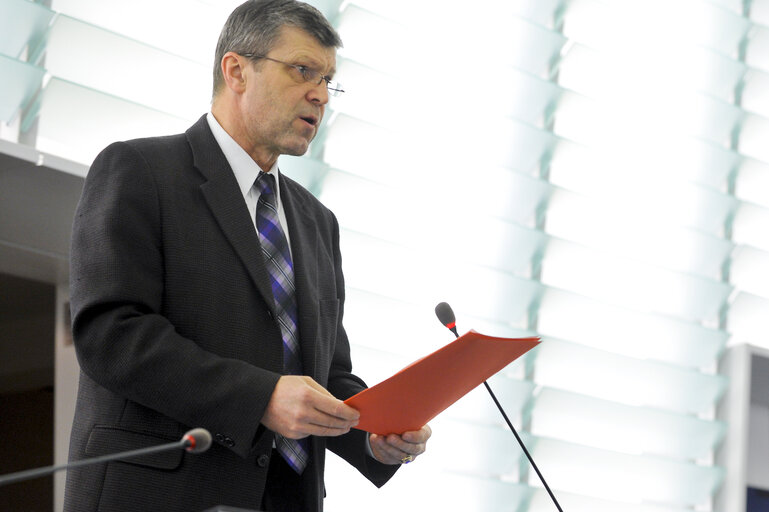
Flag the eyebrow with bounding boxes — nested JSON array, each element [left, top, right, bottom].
[[289, 54, 336, 78]]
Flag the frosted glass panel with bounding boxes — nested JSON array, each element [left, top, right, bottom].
[[557, 39, 745, 103], [551, 135, 738, 192], [739, 113, 769, 163], [534, 338, 727, 415], [731, 245, 769, 299], [728, 292, 769, 344], [531, 388, 725, 459], [537, 288, 727, 368], [541, 237, 732, 323], [742, 68, 769, 118], [323, 113, 558, 183], [528, 490, 694, 512], [546, 170, 737, 238], [562, 0, 749, 56], [343, 289, 448, 359], [331, 57, 563, 131], [447, 375, 536, 427], [746, 24, 769, 72], [545, 187, 735, 277], [555, 88, 742, 149], [49, 0, 229, 63], [325, 460, 536, 512], [334, 4, 408, 75], [753, 0, 769, 25], [735, 158, 769, 208], [34, 78, 190, 165], [0, 56, 45, 123], [319, 169, 551, 246], [336, 207, 546, 280], [337, 3, 566, 79], [277, 154, 328, 194], [346, 0, 566, 30], [732, 202, 769, 252], [340, 229, 543, 328], [425, 418, 528, 477], [0, 0, 54, 59], [530, 437, 724, 506], [45, 15, 209, 120]]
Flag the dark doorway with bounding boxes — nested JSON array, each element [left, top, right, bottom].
[[0, 273, 55, 511]]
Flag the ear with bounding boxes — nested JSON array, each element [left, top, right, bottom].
[[220, 52, 248, 94]]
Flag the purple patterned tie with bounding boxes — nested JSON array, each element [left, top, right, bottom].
[[255, 172, 308, 474]]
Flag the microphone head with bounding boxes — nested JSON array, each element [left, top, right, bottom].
[[182, 428, 212, 454], [434, 302, 456, 327]]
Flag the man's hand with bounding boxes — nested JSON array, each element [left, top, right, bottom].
[[370, 424, 432, 465], [261, 375, 360, 439]]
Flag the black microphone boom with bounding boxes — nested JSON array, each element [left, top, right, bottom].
[[435, 302, 564, 512], [0, 428, 212, 487]]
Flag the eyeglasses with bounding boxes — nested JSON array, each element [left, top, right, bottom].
[[241, 54, 345, 97]]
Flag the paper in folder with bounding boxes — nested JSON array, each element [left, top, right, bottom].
[[345, 331, 540, 435]]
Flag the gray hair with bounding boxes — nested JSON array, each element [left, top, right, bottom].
[[212, 0, 343, 98]]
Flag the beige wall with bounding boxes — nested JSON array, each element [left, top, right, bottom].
[[54, 284, 78, 512]]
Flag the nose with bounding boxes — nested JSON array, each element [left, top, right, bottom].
[[307, 80, 330, 105]]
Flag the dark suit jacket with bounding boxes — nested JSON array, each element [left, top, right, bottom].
[[64, 115, 398, 512]]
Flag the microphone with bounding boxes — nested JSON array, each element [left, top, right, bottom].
[[0, 428, 212, 487], [434, 301, 458, 337], [183, 428, 213, 454], [434, 302, 564, 512]]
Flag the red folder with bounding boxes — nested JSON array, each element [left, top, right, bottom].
[[345, 330, 540, 435]]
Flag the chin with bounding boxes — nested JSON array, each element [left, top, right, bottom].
[[283, 144, 310, 157], [282, 138, 312, 157]]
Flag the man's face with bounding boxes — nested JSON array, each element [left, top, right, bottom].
[[240, 26, 336, 161]]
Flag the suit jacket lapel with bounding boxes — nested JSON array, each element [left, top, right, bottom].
[[185, 116, 279, 319], [280, 175, 320, 378]]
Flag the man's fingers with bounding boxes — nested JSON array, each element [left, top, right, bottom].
[[402, 424, 432, 443], [383, 433, 424, 455], [262, 375, 360, 439], [303, 378, 360, 422], [369, 424, 432, 465], [303, 377, 336, 396], [370, 433, 406, 464], [282, 421, 352, 439]]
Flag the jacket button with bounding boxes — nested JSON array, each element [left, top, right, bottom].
[[257, 453, 270, 467], [224, 437, 235, 447], [215, 433, 225, 443]]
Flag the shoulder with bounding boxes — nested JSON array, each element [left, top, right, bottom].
[[90, 115, 210, 171], [90, 133, 188, 167], [123, 133, 191, 166], [87, 132, 197, 189]]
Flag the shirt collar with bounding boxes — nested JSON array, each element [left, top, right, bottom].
[[206, 112, 280, 197]]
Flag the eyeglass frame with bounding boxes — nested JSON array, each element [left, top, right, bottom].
[[240, 53, 345, 96]]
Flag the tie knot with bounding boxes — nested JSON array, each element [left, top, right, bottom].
[[256, 172, 276, 197]]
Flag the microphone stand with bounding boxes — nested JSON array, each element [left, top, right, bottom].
[[441, 314, 564, 512], [0, 429, 210, 487]]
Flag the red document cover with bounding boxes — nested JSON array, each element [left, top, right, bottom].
[[344, 330, 540, 435]]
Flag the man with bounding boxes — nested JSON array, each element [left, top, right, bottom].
[[64, 1, 431, 510]]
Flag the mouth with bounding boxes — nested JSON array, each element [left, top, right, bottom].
[[299, 115, 318, 128]]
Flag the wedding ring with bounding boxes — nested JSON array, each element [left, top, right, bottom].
[[400, 454, 413, 464]]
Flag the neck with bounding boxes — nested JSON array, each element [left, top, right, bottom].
[[210, 101, 278, 171]]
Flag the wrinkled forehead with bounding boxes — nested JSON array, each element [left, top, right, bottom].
[[270, 25, 337, 76]]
